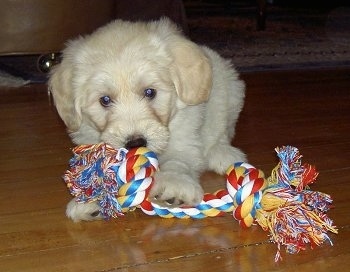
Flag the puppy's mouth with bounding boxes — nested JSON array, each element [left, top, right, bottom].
[[102, 128, 169, 154], [124, 135, 148, 150]]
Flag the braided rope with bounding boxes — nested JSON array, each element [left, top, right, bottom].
[[140, 190, 234, 219], [116, 147, 158, 212], [64, 143, 337, 261], [65, 144, 265, 219]]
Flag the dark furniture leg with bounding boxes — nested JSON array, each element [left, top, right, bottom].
[[257, 0, 267, 30]]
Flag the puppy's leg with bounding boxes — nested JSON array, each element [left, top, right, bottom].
[[201, 48, 247, 174], [150, 159, 204, 207], [66, 198, 103, 222], [207, 142, 246, 174], [204, 114, 247, 175], [149, 107, 205, 207], [202, 93, 247, 174]]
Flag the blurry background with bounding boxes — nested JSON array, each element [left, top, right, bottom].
[[0, 0, 349, 85]]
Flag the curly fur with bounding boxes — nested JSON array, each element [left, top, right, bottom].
[[49, 18, 246, 222]]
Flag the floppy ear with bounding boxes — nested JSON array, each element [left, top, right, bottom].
[[48, 57, 82, 132], [169, 38, 212, 105]]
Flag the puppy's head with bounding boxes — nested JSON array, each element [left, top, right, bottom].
[[49, 18, 212, 153]]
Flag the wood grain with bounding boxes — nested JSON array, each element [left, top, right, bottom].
[[1, 68, 349, 271]]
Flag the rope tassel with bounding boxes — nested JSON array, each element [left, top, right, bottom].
[[64, 144, 338, 261]]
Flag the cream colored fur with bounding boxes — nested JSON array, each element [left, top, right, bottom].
[[49, 18, 246, 222]]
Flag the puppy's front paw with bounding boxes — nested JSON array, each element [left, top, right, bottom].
[[149, 171, 204, 207], [66, 198, 103, 222]]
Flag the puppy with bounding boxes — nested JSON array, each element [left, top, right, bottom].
[[49, 18, 246, 222]]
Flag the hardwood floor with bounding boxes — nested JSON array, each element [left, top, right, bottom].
[[1, 68, 349, 271]]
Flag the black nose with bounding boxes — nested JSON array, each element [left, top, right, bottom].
[[125, 136, 147, 149]]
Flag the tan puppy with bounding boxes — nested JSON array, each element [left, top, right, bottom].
[[49, 18, 246, 222]]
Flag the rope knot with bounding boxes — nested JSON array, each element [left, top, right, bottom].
[[226, 162, 268, 227], [64, 144, 157, 218]]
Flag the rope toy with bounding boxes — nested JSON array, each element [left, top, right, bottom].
[[64, 143, 338, 261]]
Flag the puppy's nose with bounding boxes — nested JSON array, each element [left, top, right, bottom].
[[125, 136, 147, 149]]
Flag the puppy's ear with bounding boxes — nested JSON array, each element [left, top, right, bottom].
[[169, 39, 212, 105], [49, 57, 82, 132]]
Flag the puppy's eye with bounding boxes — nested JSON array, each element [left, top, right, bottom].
[[144, 88, 157, 99], [99, 95, 112, 107]]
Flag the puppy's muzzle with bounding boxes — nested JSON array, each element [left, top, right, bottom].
[[125, 136, 147, 149]]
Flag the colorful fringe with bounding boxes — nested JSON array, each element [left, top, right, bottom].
[[64, 144, 338, 261]]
